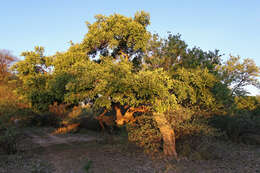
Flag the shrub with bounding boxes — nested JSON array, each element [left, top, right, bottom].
[[175, 116, 220, 140], [172, 115, 222, 159], [209, 114, 260, 143], [126, 106, 220, 155], [126, 115, 162, 154]]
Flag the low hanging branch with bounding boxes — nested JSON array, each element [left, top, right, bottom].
[[115, 105, 149, 125], [96, 104, 150, 130], [95, 109, 113, 130]]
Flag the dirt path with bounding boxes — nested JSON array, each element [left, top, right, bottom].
[[24, 129, 260, 173], [1, 128, 259, 173], [24, 130, 102, 147]]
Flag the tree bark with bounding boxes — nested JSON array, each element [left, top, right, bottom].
[[114, 104, 124, 125], [114, 104, 149, 125], [153, 113, 178, 158]]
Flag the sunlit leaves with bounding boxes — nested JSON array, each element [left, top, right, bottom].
[[171, 67, 217, 109], [82, 11, 151, 60], [218, 56, 260, 96], [64, 58, 177, 113]]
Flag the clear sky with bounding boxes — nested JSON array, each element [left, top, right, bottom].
[[1, 0, 259, 95]]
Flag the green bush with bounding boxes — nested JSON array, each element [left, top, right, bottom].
[[175, 116, 221, 139], [126, 107, 220, 155], [126, 115, 162, 154], [209, 113, 260, 142], [175, 117, 222, 159]]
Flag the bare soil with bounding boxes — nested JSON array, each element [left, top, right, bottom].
[[0, 127, 259, 173]]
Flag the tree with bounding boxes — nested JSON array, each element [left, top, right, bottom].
[[145, 33, 187, 71], [218, 56, 260, 96], [0, 50, 17, 82], [65, 58, 178, 157], [145, 33, 222, 72], [12, 11, 260, 158], [12, 46, 53, 111], [81, 11, 151, 69]]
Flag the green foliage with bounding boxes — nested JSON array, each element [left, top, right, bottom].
[[145, 33, 187, 71], [47, 73, 74, 104], [234, 96, 260, 113], [127, 108, 220, 154], [218, 56, 260, 96], [145, 33, 221, 71], [210, 81, 232, 111], [127, 115, 162, 154], [65, 58, 177, 113], [28, 91, 53, 112], [51, 45, 89, 73], [183, 48, 221, 71], [83, 11, 150, 63], [175, 116, 221, 140], [12, 47, 53, 111], [134, 11, 150, 27], [209, 113, 260, 143], [170, 67, 218, 111], [12, 47, 76, 111]]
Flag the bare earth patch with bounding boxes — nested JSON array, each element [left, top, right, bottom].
[[0, 127, 259, 173]]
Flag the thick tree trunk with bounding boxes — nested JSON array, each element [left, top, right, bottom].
[[114, 104, 124, 125], [153, 113, 178, 158]]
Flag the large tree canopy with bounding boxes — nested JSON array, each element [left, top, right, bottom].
[[64, 57, 178, 156], [82, 11, 151, 63], [10, 11, 260, 158]]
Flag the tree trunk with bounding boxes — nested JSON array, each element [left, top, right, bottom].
[[114, 104, 149, 125], [114, 104, 124, 125], [153, 113, 178, 158]]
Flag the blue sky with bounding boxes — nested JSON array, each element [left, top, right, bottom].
[[1, 0, 259, 95]]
